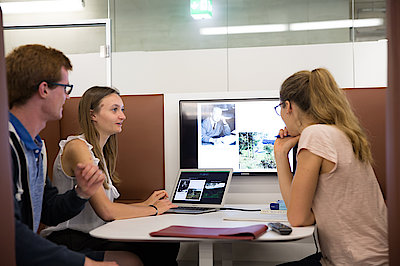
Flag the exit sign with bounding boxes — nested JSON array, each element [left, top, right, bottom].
[[190, 0, 212, 20]]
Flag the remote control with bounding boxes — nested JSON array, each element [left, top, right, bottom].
[[268, 222, 292, 235]]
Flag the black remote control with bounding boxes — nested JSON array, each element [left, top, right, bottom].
[[268, 222, 292, 235]]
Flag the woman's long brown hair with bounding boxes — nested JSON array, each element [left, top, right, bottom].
[[79, 86, 121, 188]]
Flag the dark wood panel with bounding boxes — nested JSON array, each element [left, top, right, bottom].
[[387, 0, 400, 264], [0, 8, 16, 266]]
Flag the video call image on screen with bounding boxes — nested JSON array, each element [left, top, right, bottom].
[[180, 99, 294, 175]]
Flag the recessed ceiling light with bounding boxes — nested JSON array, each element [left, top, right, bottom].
[[0, 0, 85, 14], [200, 24, 288, 35], [200, 18, 384, 35]]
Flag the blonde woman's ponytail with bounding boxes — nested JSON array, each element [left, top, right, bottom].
[[280, 68, 372, 163]]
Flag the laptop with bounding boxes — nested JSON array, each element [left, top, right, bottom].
[[166, 168, 233, 214]]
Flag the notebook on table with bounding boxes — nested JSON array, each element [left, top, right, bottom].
[[150, 224, 268, 240], [166, 168, 233, 214]]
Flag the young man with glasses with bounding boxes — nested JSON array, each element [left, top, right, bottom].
[[6, 44, 136, 266]]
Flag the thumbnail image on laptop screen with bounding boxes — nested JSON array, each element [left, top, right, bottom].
[[171, 170, 232, 205]]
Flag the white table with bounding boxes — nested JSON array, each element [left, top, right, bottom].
[[90, 205, 314, 266]]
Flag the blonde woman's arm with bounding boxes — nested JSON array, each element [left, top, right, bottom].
[[274, 132, 299, 209], [286, 149, 320, 226], [274, 131, 318, 227]]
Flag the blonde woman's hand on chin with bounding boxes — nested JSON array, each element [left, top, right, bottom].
[[274, 127, 300, 158]]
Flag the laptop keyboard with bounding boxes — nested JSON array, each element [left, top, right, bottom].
[[172, 206, 213, 211]]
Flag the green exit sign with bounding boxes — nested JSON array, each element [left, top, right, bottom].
[[190, 0, 212, 20]]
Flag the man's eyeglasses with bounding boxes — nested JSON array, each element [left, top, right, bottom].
[[46, 81, 74, 95], [274, 102, 284, 116]]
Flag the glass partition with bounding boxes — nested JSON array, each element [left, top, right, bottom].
[[3, 26, 105, 55], [112, 0, 228, 51], [111, 0, 386, 51], [0, 0, 386, 92], [226, 0, 350, 48], [1, 0, 108, 54]]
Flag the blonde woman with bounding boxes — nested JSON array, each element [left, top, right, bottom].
[[43, 86, 179, 265], [274, 69, 388, 265]]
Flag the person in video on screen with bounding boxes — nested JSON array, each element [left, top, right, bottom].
[[42, 86, 180, 265], [274, 68, 388, 265], [201, 106, 231, 144], [6, 44, 133, 266]]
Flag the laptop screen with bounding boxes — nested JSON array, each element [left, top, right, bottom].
[[171, 169, 233, 206]]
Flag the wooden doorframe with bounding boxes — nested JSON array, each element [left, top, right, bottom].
[[0, 7, 16, 266], [386, 0, 400, 264]]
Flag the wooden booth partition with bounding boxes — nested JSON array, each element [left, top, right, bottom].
[[387, 1, 400, 264], [0, 7, 16, 266], [40, 94, 165, 203], [344, 88, 386, 198], [41, 119, 61, 179]]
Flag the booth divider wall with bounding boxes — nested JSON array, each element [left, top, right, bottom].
[[40, 94, 165, 203], [344, 88, 386, 198], [40, 89, 386, 204]]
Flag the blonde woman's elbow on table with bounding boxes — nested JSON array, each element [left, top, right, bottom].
[[85, 257, 118, 266], [287, 209, 315, 227]]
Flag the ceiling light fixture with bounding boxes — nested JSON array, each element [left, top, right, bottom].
[[200, 24, 288, 35], [0, 0, 85, 14], [200, 18, 384, 35], [290, 18, 384, 31]]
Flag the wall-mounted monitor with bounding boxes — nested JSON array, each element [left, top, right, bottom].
[[179, 98, 296, 176]]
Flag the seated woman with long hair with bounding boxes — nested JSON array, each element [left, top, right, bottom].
[[274, 68, 387, 265], [43, 86, 179, 265]]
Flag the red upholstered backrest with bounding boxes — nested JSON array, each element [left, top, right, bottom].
[[344, 88, 386, 198]]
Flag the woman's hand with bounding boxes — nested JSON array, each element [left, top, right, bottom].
[[274, 127, 300, 157], [143, 190, 169, 206], [153, 199, 178, 215], [143, 190, 177, 215]]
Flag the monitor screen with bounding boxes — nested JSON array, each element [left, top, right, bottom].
[[179, 98, 296, 176]]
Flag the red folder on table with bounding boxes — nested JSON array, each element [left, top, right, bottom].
[[149, 224, 268, 240]]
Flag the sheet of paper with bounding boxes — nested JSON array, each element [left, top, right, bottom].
[[223, 210, 288, 222]]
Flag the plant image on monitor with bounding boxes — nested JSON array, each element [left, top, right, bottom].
[[239, 132, 276, 170]]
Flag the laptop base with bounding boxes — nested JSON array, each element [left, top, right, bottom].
[[165, 207, 218, 214]]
